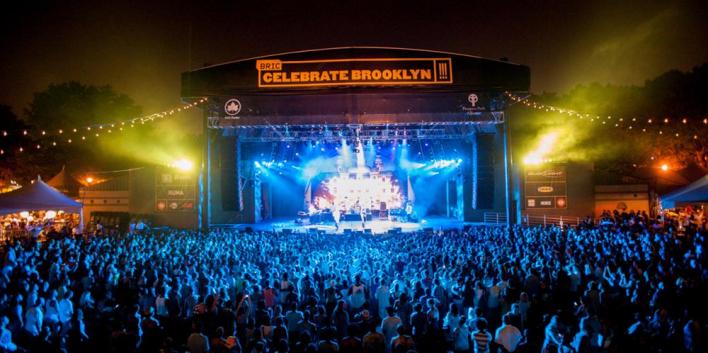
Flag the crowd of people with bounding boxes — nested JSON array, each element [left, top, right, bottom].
[[0, 211, 80, 243], [0, 212, 705, 353]]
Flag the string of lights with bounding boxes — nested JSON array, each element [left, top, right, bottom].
[[1, 98, 208, 139], [505, 92, 707, 140], [0, 98, 208, 156]]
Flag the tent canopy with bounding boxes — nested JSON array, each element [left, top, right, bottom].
[[0, 177, 82, 215], [46, 165, 81, 197], [661, 174, 708, 209]]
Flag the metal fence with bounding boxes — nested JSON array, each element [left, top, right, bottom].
[[483, 212, 583, 226], [482, 212, 508, 225]]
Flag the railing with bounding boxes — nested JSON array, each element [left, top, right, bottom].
[[483, 212, 508, 225], [522, 214, 581, 226], [482, 212, 583, 226]]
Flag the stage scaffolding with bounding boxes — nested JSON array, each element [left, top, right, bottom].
[[208, 112, 504, 143]]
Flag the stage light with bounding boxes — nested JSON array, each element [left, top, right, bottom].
[[523, 131, 559, 165], [171, 158, 194, 171], [85, 177, 94, 184], [660, 164, 669, 172]]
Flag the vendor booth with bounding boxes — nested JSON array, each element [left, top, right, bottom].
[[0, 177, 82, 240]]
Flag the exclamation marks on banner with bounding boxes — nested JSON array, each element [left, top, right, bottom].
[[435, 59, 452, 82]]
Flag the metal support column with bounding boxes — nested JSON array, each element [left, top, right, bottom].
[[502, 117, 513, 226]]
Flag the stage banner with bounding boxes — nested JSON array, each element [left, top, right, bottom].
[[524, 166, 567, 209], [256, 58, 453, 88], [155, 168, 196, 212]]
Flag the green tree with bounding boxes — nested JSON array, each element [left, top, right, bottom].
[[22, 82, 143, 175], [25, 81, 141, 130], [0, 104, 46, 183]]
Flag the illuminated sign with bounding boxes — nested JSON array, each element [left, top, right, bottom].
[[256, 58, 453, 88], [525, 166, 567, 209], [155, 169, 196, 212]]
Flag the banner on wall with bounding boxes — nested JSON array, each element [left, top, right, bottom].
[[155, 168, 196, 212], [524, 166, 567, 209]]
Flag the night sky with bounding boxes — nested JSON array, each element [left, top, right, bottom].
[[1, 0, 707, 116]]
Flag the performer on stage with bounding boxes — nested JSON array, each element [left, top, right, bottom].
[[333, 207, 341, 231], [404, 201, 417, 222], [360, 207, 367, 228]]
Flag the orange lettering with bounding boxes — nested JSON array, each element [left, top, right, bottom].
[[420, 69, 432, 80], [262, 72, 273, 83], [361, 70, 371, 80], [371, 70, 382, 80]]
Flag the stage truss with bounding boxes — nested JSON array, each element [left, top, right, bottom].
[[208, 112, 504, 143]]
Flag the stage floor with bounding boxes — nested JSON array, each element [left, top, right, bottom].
[[230, 216, 475, 234]]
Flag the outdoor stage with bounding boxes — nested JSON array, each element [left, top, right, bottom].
[[227, 216, 474, 234], [180, 48, 530, 228]]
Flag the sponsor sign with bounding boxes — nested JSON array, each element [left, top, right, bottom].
[[224, 98, 241, 118], [256, 58, 453, 88], [524, 166, 567, 209], [155, 168, 196, 212], [462, 92, 487, 114]]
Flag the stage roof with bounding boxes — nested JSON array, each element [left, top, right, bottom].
[[182, 47, 530, 96], [181, 47, 530, 126]]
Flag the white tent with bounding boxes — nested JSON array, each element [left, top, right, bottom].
[[661, 174, 708, 208], [0, 177, 82, 215]]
